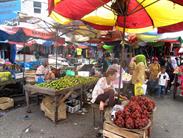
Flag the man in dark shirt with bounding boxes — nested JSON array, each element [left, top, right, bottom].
[[165, 56, 174, 94], [102, 53, 111, 73]]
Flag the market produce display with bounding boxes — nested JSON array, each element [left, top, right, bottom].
[[114, 96, 155, 129], [0, 71, 12, 82], [37, 76, 98, 90]]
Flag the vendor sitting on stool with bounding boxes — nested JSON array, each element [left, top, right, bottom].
[[35, 60, 55, 83], [91, 68, 117, 111]]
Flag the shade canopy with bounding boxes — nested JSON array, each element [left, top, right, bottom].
[[49, 0, 183, 33]]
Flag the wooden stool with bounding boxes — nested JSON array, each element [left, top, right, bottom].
[[91, 103, 104, 128]]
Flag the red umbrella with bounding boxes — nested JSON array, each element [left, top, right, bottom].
[[171, 0, 183, 5], [49, 0, 183, 91], [49, 0, 183, 33], [158, 22, 183, 33]]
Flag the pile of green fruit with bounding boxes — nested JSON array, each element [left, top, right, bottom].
[[37, 76, 98, 90]]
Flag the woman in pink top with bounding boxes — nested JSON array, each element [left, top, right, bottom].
[[91, 68, 117, 110], [107, 59, 124, 89]]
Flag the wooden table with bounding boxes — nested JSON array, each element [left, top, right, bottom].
[[24, 81, 97, 123]]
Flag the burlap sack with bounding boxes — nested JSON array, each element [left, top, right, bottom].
[[0, 97, 14, 110]]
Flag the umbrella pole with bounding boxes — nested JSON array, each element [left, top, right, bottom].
[[118, 16, 127, 101], [22, 43, 26, 95], [23, 43, 25, 82], [55, 30, 58, 69], [56, 45, 58, 69]]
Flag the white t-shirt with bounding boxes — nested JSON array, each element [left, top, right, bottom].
[[91, 77, 114, 103], [157, 72, 170, 86], [36, 65, 50, 75], [171, 56, 177, 69]]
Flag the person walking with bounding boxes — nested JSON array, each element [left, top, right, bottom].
[[157, 66, 170, 97], [102, 53, 111, 73], [165, 56, 174, 94], [148, 57, 161, 94]]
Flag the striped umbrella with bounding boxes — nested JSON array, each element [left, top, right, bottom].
[[49, 0, 183, 33], [48, 0, 183, 91]]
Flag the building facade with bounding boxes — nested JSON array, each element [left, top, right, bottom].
[[0, 0, 21, 24], [21, 0, 48, 18]]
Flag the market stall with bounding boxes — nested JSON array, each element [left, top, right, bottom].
[[173, 64, 183, 99], [24, 76, 98, 123], [0, 62, 24, 96]]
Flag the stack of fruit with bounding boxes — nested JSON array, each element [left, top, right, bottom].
[[37, 76, 98, 90], [0, 71, 12, 82], [114, 96, 155, 129]]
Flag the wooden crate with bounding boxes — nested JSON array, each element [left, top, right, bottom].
[[103, 120, 151, 138]]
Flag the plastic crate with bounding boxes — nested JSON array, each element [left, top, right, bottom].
[[14, 72, 23, 79], [66, 99, 80, 113]]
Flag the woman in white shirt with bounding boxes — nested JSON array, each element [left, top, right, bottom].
[[91, 68, 117, 110]]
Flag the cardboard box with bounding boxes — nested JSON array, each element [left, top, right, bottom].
[[40, 96, 67, 122]]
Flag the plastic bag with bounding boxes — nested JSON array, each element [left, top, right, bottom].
[[66, 70, 75, 76], [111, 105, 124, 121], [134, 83, 147, 96]]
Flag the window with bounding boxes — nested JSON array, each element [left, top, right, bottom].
[[33, 1, 41, 13]]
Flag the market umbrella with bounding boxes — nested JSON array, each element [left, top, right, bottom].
[[0, 30, 9, 42], [171, 0, 183, 5], [158, 22, 183, 33], [49, 0, 183, 33], [8, 28, 29, 43], [49, 0, 183, 92]]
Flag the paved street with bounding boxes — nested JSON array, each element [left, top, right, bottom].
[[151, 95, 183, 138], [0, 95, 183, 138]]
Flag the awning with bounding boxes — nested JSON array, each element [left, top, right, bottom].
[[0, 30, 9, 42], [0, 25, 55, 40], [79, 42, 98, 47], [8, 28, 29, 43]]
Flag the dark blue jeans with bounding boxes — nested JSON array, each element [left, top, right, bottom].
[[157, 85, 166, 96], [147, 80, 159, 94]]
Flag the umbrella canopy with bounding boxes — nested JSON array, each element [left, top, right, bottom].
[[49, 0, 183, 33], [0, 30, 9, 42], [158, 22, 183, 33], [136, 30, 183, 42], [171, 0, 183, 5], [8, 28, 29, 43], [0, 25, 55, 40]]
